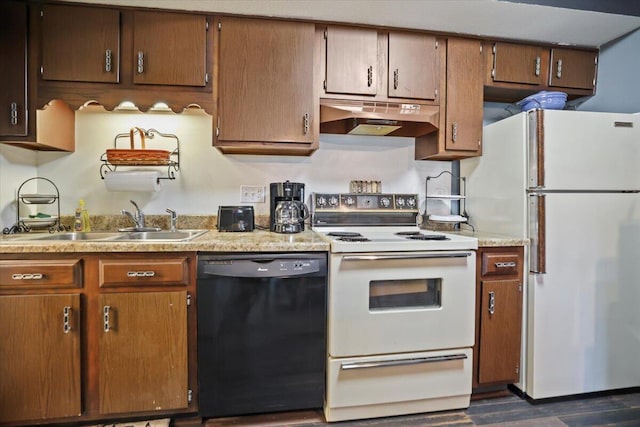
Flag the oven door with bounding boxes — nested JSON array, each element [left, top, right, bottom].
[[328, 250, 476, 357]]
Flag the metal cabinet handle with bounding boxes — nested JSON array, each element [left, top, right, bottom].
[[488, 291, 496, 315], [367, 65, 373, 87], [11, 273, 44, 280], [63, 306, 72, 334], [303, 112, 310, 135], [452, 122, 458, 142], [105, 49, 112, 72], [137, 51, 144, 74], [495, 261, 517, 268], [126, 271, 156, 277], [393, 69, 399, 90], [103, 305, 111, 332], [556, 59, 563, 78], [341, 353, 467, 370], [10, 102, 18, 126], [535, 56, 541, 76]]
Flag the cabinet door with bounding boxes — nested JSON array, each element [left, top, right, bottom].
[[445, 38, 483, 153], [98, 291, 188, 414], [491, 42, 545, 85], [388, 32, 438, 100], [0, 294, 81, 423], [133, 11, 207, 86], [41, 4, 120, 83], [217, 17, 316, 144], [478, 279, 522, 384], [325, 26, 377, 96], [0, 1, 27, 136], [548, 48, 597, 90]]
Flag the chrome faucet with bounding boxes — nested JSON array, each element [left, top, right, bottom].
[[121, 200, 145, 229], [166, 208, 177, 232]]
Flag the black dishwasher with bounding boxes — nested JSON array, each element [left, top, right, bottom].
[[197, 253, 327, 418]]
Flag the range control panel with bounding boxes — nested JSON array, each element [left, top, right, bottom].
[[312, 193, 419, 212]]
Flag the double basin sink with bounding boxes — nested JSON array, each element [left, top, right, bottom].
[[8, 229, 208, 242]]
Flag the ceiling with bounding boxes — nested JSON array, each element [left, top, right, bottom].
[[63, 0, 640, 48]]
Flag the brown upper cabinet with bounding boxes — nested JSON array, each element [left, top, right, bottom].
[[214, 17, 318, 155], [416, 38, 483, 160], [323, 26, 440, 102], [132, 11, 208, 86], [41, 4, 120, 83], [485, 41, 598, 101]]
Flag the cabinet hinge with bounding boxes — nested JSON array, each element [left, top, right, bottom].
[[188, 389, 193, 403], [492, 44, 496, 54], [480, 44, 483, 54], [205, 21, 209, 31], [216, 117, 220, 137], [435, 88, 438, 98], [324, 29, 327, 39], [40, 10, 43, 17], [323, 80, 327, 90], [205, 73, 209, 84], [40, 66, 44, 76], [518, 283, 523, 292], [218, 22, 222, 31], [515, 365, 520, 374], [435, 40, 438, 49], [187, 293, 192, 307]]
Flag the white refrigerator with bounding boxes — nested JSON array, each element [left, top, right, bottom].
[[461, 109, 640, 400]]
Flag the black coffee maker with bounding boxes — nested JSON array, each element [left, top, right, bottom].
[[270, 181, 309, 233]]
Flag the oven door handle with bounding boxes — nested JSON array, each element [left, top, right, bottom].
[[342, 252, 472, 261], [341, 353, 468, 370]]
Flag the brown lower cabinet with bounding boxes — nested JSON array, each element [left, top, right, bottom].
[[473, 246, 524, 393], [0, 253, 197, 426]]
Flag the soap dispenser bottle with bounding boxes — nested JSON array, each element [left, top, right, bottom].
[[74, 199, 91, 232]]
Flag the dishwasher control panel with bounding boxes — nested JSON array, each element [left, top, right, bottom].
[[199, 257, 323, 278]]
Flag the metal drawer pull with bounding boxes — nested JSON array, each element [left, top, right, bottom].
[[495, 261, 517, 268], [11, 273, 44, 280], [63, 306, 72, 334], [137, 51, 144, 74], [10, 102, 18, 125], [452, 122, 458, 142], [343, 252, 471, 261], [341, 353, 468, 370], [367, 65, 373, 87], [488, 291, 496, 315], [556, 59, 563, 78], [126, 271, 156, 277], [103, 305, 111, 332], [535, 56, 541, 76], [303, 112, 310, 135], [105, 49, 112, 72], [393, 69, 399, 90]]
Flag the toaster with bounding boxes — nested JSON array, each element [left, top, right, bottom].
[[217, 206, 255, 232]]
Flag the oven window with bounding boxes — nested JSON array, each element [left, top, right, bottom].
[[369, 278, 441, 310]]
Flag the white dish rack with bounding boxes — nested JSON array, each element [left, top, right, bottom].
[[425, 171, 470, 227]]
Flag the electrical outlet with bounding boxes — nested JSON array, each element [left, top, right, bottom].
[[240, 185, 266, 203]]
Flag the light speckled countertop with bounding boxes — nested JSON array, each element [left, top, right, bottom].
[[0, 229, 329, 253], [451, 229, 528, 247]]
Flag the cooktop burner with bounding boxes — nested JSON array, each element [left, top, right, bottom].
[[328, 232, 363, 237], [407, 234, 449, 241], [337, 236, 371, 242], [395, 231, 422, 236]]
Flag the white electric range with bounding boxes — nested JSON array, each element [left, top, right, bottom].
[[311, 192, 478, 423]]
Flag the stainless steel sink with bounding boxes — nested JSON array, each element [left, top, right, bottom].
[[114, 229, 208, 241], [5, 229, 208, 242]]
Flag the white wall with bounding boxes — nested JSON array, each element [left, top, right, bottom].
[[0, 107, 450, 229]]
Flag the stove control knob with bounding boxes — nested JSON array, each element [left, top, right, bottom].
[[316, 196, 327, 208], [406, 197, 416, 208], [380, 196, 391, 208], [328, 195, 339, 207], [344, 196, 355, 207], [396, 197, 406, 208]]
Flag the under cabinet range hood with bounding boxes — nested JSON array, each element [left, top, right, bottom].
[[320, 99, 439, 137]]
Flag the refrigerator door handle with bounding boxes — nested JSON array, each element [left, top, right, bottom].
[[529, 194, 546, 274], [528, 110, 545, 189]]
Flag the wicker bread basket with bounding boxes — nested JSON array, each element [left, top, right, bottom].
[[106, 127, 171, 166]]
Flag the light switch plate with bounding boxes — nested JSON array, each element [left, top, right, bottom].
[[240, 185, 266, 203]]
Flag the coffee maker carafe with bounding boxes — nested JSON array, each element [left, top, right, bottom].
[[270, 181, 309, 233]]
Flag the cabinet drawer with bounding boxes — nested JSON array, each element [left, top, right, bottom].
[[481, 253, 520, 277], [99, 257, 189, 287], [0, 259, 82, 290]]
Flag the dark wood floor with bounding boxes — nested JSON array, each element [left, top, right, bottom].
[[203, 390, 640, 427]]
